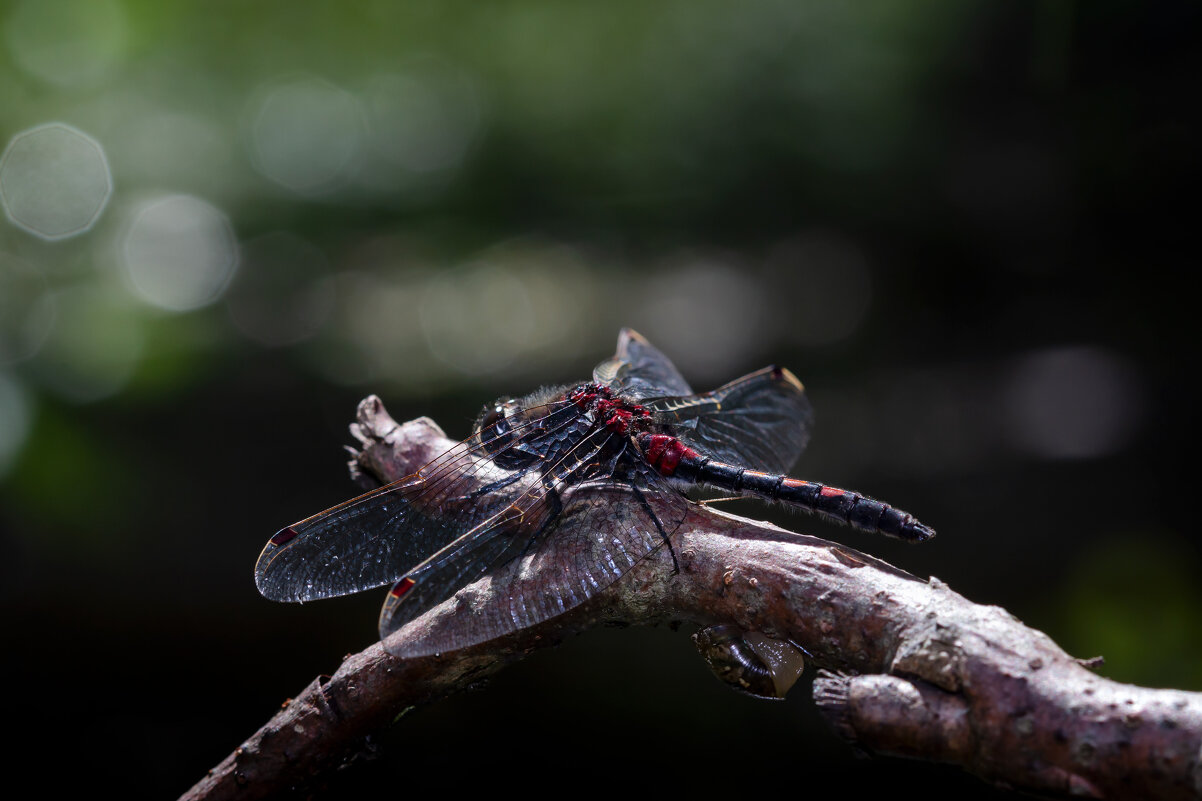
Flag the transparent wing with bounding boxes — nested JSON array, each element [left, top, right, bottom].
[[380, 452, 690, 658], [373, 423, 617, 646], [254, 401, 573, 602], [592, 328, 693, 399], [646, 366, 812, 474]]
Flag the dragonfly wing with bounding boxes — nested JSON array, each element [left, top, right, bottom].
[[377, 501, 544, 655], [593, 328, 693, 399], [255, 440, 537, 602], [381, 459, 689, 658], [647, 366, 812, 474]]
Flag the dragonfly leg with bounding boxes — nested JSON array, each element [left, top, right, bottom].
[[466, 465, 538, 501], [515, 483, 564, 559], [629, 482, 679, 574], [695, 496, 742, 507]]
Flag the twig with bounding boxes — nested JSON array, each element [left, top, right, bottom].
[[181, 397, 1202, 800]]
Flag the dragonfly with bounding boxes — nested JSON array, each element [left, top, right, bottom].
[[256, 329, 934, 658]]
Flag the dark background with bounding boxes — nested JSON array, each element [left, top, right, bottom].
[[1, 1, 1199, 798]]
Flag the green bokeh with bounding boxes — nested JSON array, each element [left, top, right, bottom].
[[1052, 533, 1202, 691]]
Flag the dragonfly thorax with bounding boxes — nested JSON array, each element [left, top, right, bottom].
[[470, 383, 629, 471], [567, 383, 651, 435]]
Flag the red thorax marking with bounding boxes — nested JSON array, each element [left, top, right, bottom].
[[570, 385, 648, 435]]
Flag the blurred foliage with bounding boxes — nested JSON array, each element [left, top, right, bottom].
[[4, 402, 140, 551], [0, 0, 1003, 483]]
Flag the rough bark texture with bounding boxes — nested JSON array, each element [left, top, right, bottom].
[[181, 396, 1202, 801]]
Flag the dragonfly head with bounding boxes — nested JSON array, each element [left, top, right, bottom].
[[472, 392, 563, 469], [472, 384, 586, 469], [473, 396, 519, 451]]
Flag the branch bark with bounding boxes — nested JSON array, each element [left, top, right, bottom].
[[182, 397, 1202, 801]]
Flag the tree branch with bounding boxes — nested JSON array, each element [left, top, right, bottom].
[[182, 396, 1202, 801]]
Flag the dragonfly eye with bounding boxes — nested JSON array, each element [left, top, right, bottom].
[[480, 405, 505, 431], [476, 398, 515, 451]]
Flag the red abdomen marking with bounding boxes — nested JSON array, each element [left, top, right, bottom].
[[639, 434, 698, 476], [820, 486, 845, 498]]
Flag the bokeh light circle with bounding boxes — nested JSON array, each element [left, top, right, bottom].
[[248, 75, 364, 194], [122, 195, 239, 312], [4, 0, 127, 88], [0, 123, 113, 240], [360, 66, 481, 175], [1005, 346, 1144, 460]]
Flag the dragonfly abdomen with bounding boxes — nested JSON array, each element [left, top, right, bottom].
[[640, 434, 934, 543]]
